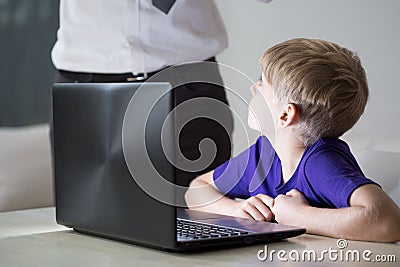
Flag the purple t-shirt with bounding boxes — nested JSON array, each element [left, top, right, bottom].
[[213, 136, 378, 208]]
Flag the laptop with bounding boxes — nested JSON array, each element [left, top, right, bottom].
[[52, 82, 305, 252]]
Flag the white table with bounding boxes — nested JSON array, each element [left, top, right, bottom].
[[0, 207, 399, 266]]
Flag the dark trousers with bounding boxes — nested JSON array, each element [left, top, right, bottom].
[[53, 58, 233, 187]]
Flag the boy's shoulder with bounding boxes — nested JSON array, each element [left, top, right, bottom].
[[252, 135, 275, 155], [307, 137, 351, 155], [303, 137, 360, 174]]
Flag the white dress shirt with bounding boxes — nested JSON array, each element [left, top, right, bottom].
[[51, 0, 228, 74]]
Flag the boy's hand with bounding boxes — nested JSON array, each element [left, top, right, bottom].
[[272, 189, 309, 225], [232, 194, 275, 221]]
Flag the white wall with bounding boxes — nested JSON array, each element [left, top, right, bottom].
[[214, 0, 400, 155]]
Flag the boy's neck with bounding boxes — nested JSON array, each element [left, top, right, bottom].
[[274, 134, 306, 184]]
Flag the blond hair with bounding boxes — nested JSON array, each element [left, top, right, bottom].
[[260, 38, 369, 146]]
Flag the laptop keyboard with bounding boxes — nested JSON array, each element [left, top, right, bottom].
[[177, 219, 250, 241]]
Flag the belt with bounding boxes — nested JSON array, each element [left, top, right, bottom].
[[125, 69, 161, 82], [58, 57, 216, 83], [126, 72, 149, 82], [57, 69, 162, 83]]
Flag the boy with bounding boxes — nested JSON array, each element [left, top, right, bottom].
[[185, 38, 400, 242]]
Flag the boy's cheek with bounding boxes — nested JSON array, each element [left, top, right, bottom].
[[247, 97, 259, 131], [247, 95, 275, 142]]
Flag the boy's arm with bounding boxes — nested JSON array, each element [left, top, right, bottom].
[[185, 171, 274, 221], [272, 184, 400, 242]]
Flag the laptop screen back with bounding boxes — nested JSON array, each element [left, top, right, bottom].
[[52, 82, 178, 250]]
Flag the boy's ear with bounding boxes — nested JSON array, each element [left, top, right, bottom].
[[278, 103, 298, 128]]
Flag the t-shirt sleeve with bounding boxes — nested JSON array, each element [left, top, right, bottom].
[[213, 136, 274, 199], [304, 148, 379, 208]]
